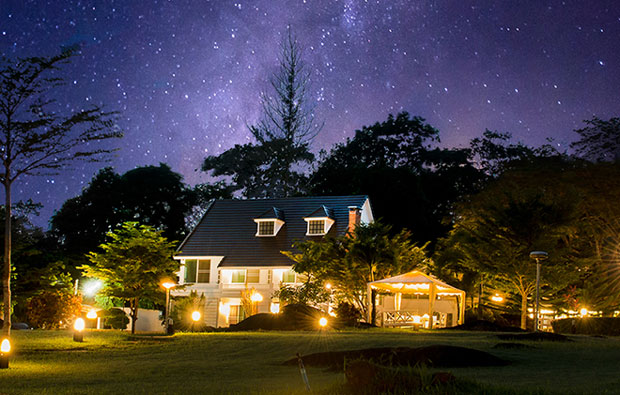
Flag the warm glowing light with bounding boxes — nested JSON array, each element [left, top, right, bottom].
[[191, 311, 201, 322], [325, 283, 332, 290], [580, 308, 588, 317], [329, 311, 337, 317], [83, 279, 103, 297], [74, 318, 85, 331], [86, 310, 97, 319], [319, 317, 328, 327], [270, 303, 280, 314], [412, 315, 421, 324], [491, 294, 503, 303], [162, 282, 175, 289], [0, 339, 10, 353], [250, 292, 263, 303], [219, 303, 230, 316]]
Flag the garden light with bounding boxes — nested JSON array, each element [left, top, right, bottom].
[[580, 308, 588, 317], [192, 311, 201, 322], [319, 317, 328, 328], [325, 283, 332, 290], [73, 318, 85, 342], [83, 279, 103, 297], [87, 310, 98, 319], [0, 338, 10, 369], [250, 292, 263, 303], [491, 294, 504, 303], [161, 281, 176, 334], [270, 303, 280, 314]]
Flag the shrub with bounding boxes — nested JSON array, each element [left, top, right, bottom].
[[552, 317, 620, 336], [27, 290, 82, 329], [335, 302, 361, 326], [171, 291, 208, 331], [100, 308, 130, 329]]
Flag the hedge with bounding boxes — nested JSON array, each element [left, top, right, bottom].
[[552, 317, 620, 336]]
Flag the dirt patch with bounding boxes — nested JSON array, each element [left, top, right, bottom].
[[228, 304, 328, 331], [284, 345, 508, 369], [496, 332, 572, 342]]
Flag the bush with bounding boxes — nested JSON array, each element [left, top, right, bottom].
[[100, 308, 130, 329], [335, 302, 361, 327], [552, 317, 620, 336], [27, 290, 82, 329], [170, 291, 208, 331]]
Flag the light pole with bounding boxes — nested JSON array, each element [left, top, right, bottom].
[[162, 281, 175, 334], [529, 251, 548, 331]]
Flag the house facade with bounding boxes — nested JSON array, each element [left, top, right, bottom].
[[173, 195, 373, 327]]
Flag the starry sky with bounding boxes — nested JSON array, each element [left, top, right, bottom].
[[1, 0, 619, 228]]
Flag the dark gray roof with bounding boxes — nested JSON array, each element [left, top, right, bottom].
[[255, 207, 285, 221], [176, 195, 368, 267], [305, 205, 334, 219]]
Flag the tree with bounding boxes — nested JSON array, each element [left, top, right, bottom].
[[51, 164, 226, 261], [438, 160, 581, 329], [202, 30, 320, 197], [80, 222, 178, 334], [283, 222, 429, 324], [0, 50, 122, 335], [26, 289, 82, 329], [310, 112, 482, 245], [571, 116, 620, 162]]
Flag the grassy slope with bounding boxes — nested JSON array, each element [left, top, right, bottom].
[[0, 329, 619, 394]]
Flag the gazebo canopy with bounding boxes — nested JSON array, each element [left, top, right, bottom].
[[369, 270, 464, 295]]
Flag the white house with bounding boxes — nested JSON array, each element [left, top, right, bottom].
[[173, 195, 373, 327]]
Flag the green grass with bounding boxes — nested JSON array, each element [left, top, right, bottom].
[[0, 329, 619, 394]]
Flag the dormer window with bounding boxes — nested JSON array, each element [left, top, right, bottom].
[[308, 220, 326, 235], [304, 205, 335, 236], [258, 220, 275, 236], [254, 207, 285, 237]]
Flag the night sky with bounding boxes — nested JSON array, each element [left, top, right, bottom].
[[1, 1, 619, 228]]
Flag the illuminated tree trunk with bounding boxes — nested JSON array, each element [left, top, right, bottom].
[[130, 297, 139, 334], [520, 292, 528, 330]]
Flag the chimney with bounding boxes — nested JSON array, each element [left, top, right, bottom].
[[347, 206, 362, 235]]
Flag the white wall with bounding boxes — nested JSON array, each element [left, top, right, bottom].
[[122, 308, 163, 333]]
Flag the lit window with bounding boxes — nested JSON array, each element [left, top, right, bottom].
[[258, 221, 275, 236], [282, 270, 296, 283], [247, 269, 260, 283], [308, 220, 325, 235], [184, 259, 211, 283], [196, 260, 211, 283], [231, 270, 246, 284]]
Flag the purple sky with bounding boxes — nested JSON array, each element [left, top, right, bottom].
[[1, 1, 619, 228]]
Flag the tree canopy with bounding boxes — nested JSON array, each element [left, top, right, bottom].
[[80, 222, 178, 334]]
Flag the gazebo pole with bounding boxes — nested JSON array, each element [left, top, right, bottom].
[[428, 284, 436, 329], [367, 283, 373, 325]]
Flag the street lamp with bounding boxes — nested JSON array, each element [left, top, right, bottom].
[[530, 251, 548, 331], [162, 281, 175, 334], [0, 338, 10, 369], [73, 318, 85, 342]]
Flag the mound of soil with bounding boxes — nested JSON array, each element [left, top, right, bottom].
[[444, 319, 524, 332], [228, 304, 327, 331], [496, 332, 572, 342], [283, 345, 508, 369]]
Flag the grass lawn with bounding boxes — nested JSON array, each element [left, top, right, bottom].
[[0, 329, 619, 394]]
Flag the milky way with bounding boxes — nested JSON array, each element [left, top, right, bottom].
[[1, 0, 619, 228]]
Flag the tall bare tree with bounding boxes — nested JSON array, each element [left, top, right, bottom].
[[202, 29, 322, 197], [0, 50, 122, 336]]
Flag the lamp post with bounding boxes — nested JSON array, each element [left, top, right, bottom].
[[73, 318, 85, 342], [529, 251, 548, 331], [0, 338, 10, 369], [162, 281, 175, 334], [250, 292, 263, 315]]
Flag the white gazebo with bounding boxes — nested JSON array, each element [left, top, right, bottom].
[[368, 270, 466, 328]]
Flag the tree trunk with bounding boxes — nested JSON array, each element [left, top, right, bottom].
[[520, 292, 528, 330], [370, 288, 377, 326], [2, 180, 11, 337], [130, 297, 138, 334]]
